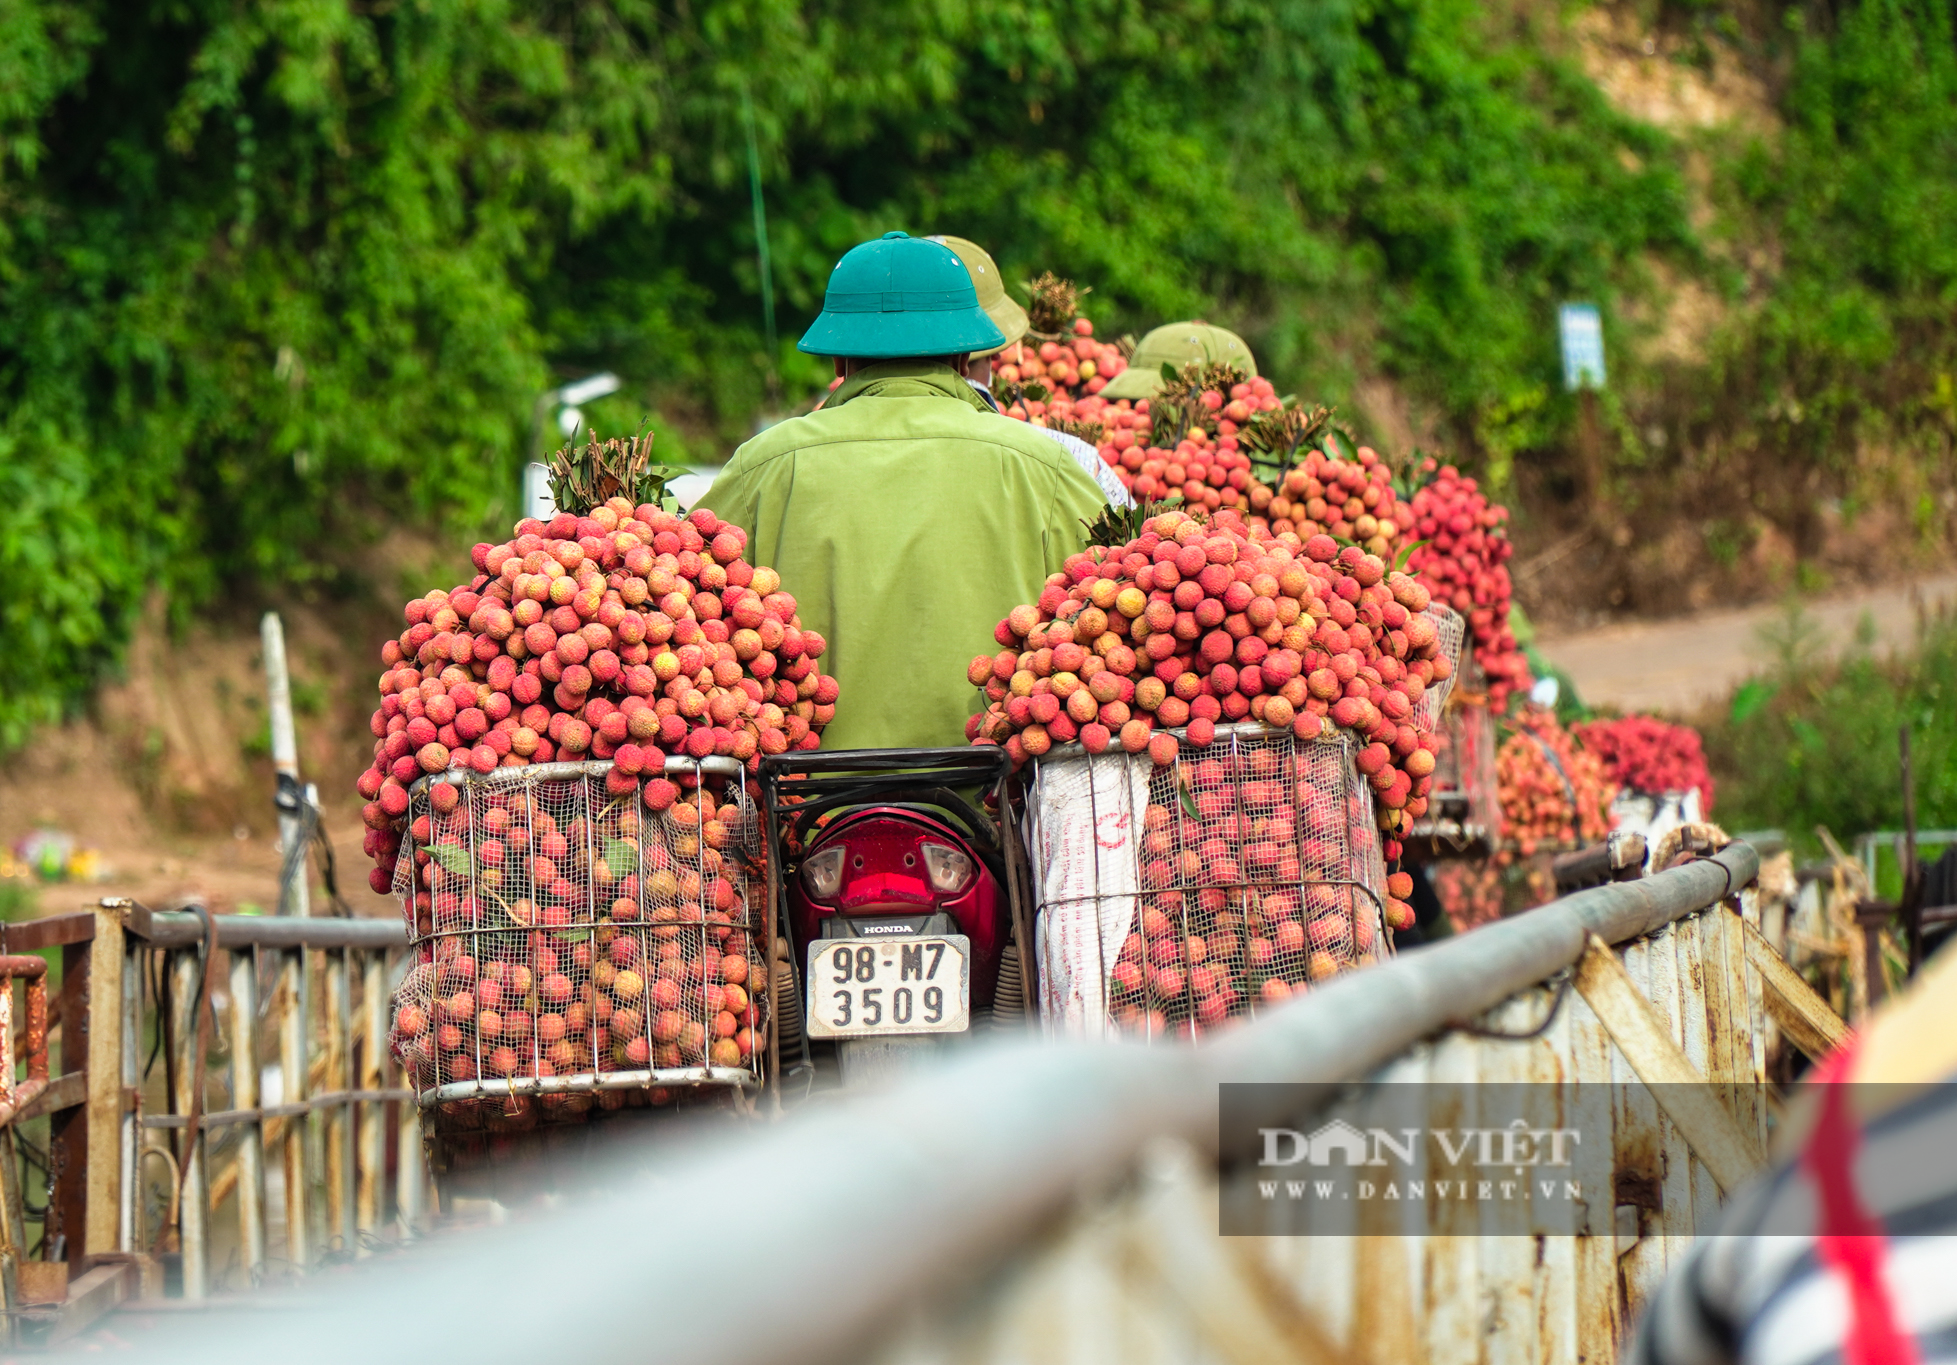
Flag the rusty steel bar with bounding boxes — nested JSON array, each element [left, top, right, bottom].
[[125, 842, 1761, 1365], [0, 915, 96, 954], [0, 955, 50, 1128]]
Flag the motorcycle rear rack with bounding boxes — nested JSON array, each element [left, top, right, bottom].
[[755, 747, 1038, 1080]]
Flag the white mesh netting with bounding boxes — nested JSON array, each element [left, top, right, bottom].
[[1412, 604, 1465, 731]]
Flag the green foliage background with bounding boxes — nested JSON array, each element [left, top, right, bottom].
[[3, 0, 1955, 753], [1702, 608, 1956, 861]]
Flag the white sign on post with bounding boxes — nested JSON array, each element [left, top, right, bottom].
[[1559, 303, 1606, 391]]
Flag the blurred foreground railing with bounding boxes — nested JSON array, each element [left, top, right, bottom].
[[87, 839, 1850, 1365], [0, 902, 429, 1345], [126, 907, 427, 1301]]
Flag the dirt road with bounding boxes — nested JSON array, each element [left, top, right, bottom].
[[1534, 572, 1957, 716]]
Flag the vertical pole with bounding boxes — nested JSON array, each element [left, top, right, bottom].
[[261, 612, 310, 920], [0, 973, 21, 1342], [325, 950, 353, 1257], [48, 935, 93, 1274], [119, 928, 141, 1255], [278, 947, 310, 1270], [357, 954, 386, 1254], [84, 904, 124, 1258], [1901, 726, 1922, 973], [396, 1101, 423, 1241], [740, 86, 779, 405], [0, 1127, 23, 1344], [266, 612, 320, 1267], [169, 950, 208, 1300], [229, 949, 266, 1281]]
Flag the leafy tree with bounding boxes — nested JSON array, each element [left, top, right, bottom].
[[0, 0, 1702, 745]]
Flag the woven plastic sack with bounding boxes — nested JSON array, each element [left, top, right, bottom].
[[1028, 725, 1388, 1042], [389, 757, 767, 1125]]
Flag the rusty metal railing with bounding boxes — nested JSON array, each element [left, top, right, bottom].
[[0, 956, 51, 1130]]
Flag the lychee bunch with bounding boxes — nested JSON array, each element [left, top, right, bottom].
[[995, 317, 1131, 417], [356, 498, 838, 899], [1433, 861, 1504, 933], [1573, 715, 1714, 813], [1494, 706, 1616, 856], [1403, 461, 1531, 710], [1251, 443, 1406, 560], [1094, 382, 1283, 513], [967, 507, 1456, 865]]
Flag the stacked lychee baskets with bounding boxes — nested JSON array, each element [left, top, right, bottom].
[[364, 436, 841, 1171], [971, 506, 1464, 1042]]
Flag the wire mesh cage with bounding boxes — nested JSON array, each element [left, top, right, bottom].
[[386, 757, 768, 1134], [1027, 725, 1389, 1042], [1412, 647, 1501, 852], [1411, 604, 1465, 731]]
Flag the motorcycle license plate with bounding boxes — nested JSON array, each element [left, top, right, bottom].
[[806, 936, 970, 1039]]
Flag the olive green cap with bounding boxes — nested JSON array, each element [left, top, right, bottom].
[[798, 232, 1007, 359], [1097, 321, 1258, 400], [928, 236, 1028, 358]]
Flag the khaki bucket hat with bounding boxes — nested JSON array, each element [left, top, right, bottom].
[[1097, 321, 1257, 400], [928, 236, 1029, 359]]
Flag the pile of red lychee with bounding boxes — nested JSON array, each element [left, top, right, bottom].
[[1403, 461, 1531, 711], [1092, 378, 1285, 513], [1495, 706, 1616, 856], [1573, 715, 1714, 812], [995, 318, 1131, 419], [1250, 443, 1407, 561], [356, 499, 838, 906], [967, 507, 1454, 870]]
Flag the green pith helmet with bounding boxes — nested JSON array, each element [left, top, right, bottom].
[[1097, 321, 1258, 400], [927, 236, 1028, 358], [797, 232, 1007, 359]]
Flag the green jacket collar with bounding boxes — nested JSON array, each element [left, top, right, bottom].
[[825, 361, 994, 413]]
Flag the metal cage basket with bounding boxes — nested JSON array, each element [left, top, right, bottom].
[[1408, 647, 1500, 858], [386, 756, 769, 1132], [1026, 724, 1389, 1043], [1412, 604, 1465, 731]]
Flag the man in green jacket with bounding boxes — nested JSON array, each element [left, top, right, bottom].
[[701, 232, 1111, 753]]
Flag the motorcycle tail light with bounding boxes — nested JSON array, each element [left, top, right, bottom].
[[920, 842, 973, 894], [802, 847, 845, 900]]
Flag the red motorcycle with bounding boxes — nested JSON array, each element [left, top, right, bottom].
[[758, 748, 1032, 1089]]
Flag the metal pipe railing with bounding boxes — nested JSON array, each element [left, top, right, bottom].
[[117, 843, 1762, 1365], [140, 914, 407, 952]]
